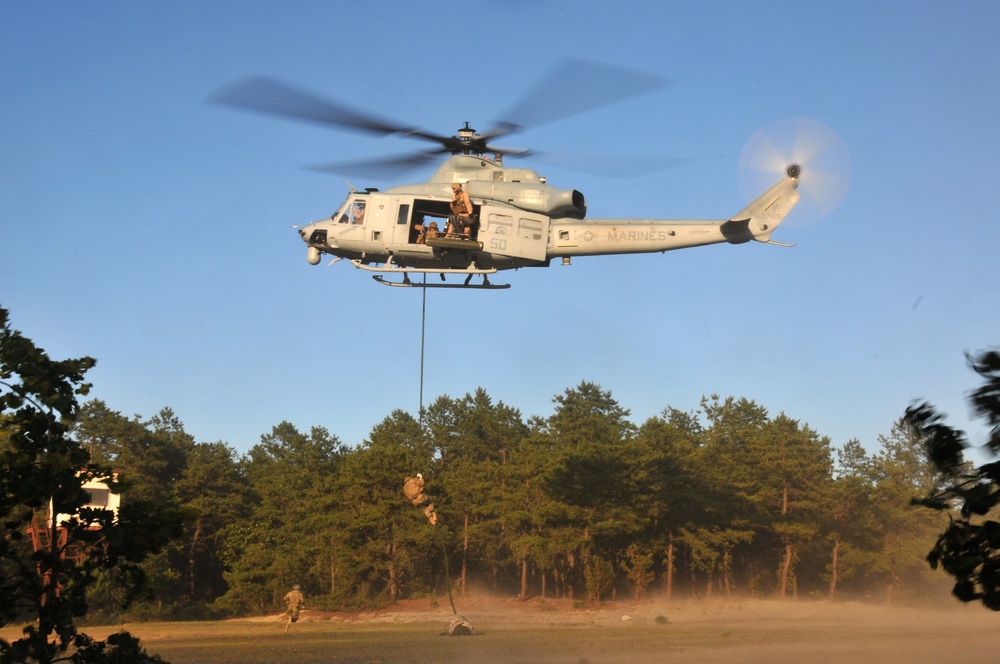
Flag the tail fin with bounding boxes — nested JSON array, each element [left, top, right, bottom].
[[720, 175, 800, 245]]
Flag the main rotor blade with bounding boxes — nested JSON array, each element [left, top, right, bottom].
[[209, 60, 675, 178], [495, 58, 670, 131], [208, 76, 477, 155], [207, 75, 417, 137], [305, 150, 446, 179]]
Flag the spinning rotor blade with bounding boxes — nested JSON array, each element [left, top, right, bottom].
[[738, 118, 850, 224], [209, 60, 674, 177], [209, 76, 512, 156], [495, 58, 670, 131], [207, 76, 417, 137], [475, 60, 672, 167], [306, 150, 447, 180]]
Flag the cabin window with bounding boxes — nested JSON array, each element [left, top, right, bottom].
[[86, 488, 110, 508], [397, 204, 410, 225], [519, 218, 543, 241]]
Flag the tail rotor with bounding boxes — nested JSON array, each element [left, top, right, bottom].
[[738, 117, 850, 225]]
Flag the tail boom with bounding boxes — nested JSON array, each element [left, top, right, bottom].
[[549, 174, 800, 258]]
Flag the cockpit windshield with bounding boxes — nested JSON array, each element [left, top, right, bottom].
[[332, 196, 367, 225]]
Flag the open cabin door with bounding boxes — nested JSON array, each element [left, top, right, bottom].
[[479, 205, 550, 262]]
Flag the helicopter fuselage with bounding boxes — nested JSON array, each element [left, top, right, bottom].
[[297, 155, 800, 285]]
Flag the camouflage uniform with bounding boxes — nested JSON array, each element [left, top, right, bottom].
[[283, 585, 304, 631], [403, 474, 437, 524], [448, 614, 474, 635]]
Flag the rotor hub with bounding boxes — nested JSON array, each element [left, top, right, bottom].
[[787, 164, 801, 178], [457, 122, 475, 139]]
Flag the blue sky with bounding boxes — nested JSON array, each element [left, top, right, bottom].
[[3, 2, 998, 458]]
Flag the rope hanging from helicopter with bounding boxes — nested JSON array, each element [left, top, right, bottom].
[[419, 273, 427, 428]]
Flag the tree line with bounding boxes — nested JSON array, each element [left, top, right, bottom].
[[7, 319, 998, 661], [63, 381, 952, 620], [3, 303, 979, 635]]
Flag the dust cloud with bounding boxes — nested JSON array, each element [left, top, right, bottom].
[[254, 595, 1000, 664]]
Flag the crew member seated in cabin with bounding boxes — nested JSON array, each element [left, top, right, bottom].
[[446, 182, 474, 237], [416, 221, 439, 244]]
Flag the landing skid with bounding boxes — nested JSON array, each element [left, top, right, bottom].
[[373, 274, 510, 289], [352, 257, 510, 289]]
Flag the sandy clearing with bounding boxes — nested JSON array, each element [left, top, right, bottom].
[[9, 596, 996, 663], [228, 595, 1000, 663]]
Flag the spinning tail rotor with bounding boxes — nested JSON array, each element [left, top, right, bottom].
[[738, 118, 850, 225]]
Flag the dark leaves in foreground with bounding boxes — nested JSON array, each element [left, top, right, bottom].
[[907, 348, 1000, 610]]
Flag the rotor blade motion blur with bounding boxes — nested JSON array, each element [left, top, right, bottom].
[[306, 151, 446, 179], [208, 59, 674, 179], [207, 76, 416, 136], [738, 118, 850, 224], [496, 58, 670, 131]]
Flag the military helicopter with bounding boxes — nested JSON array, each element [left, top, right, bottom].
[[211, 61, 824, 289]]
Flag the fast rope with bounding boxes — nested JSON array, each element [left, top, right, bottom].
[[418, 280, 455, 615], [440, 533, 457, 615], [419, 273, 426, 427]]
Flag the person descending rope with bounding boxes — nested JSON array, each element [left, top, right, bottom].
[[402, 473, 472, 634], [403, 473, 437, 524]]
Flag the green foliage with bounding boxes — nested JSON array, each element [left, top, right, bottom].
[[337, 410, 431, 602], [3, 300, 957, 621], [907, 349, 1000, 609], [428, 391, 528, 593], [582, 553, 615, 604], [71, 404, 235, 620], [0, 307, 181, 663], [67, 631, 167, 663], [200, 382, 942, 607], [620, 543, 655, 600], [215, 422, 343, 614]]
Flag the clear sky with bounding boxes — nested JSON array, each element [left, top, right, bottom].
[[2, 2, 998, 457]]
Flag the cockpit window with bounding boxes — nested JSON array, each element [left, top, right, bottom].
[[334, 197, 367, 224], [351, 201, 366, 224]]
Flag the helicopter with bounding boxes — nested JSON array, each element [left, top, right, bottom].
[[210, 61, 806, 289]]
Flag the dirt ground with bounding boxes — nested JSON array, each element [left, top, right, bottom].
[[216, 595, 1000, 663], [8, 596, 999, 663]]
